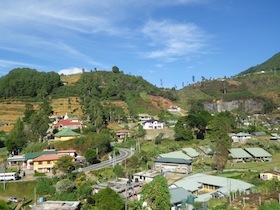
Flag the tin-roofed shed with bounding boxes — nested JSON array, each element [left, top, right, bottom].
[[229, 148, 252, 163]]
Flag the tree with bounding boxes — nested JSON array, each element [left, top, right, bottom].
[[94, 187, 124, 210], [155, 133, 164, 145], [23, 103, 35, 123], [84, 148, 99, 164], [5, 118, 27, 154], [186, 110, 212, 139], [112, 66, 120, 73], [213, 143, 228, 172], [113, 163, 124, 178], [140, 175, 171, 210], [55, 178, 75, 193], [53, 155, 75, 175], [77, 183, 93, 199], [174, 117, 193, 141]]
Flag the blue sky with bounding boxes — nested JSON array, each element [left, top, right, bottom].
[[0, 0, 279, 88]]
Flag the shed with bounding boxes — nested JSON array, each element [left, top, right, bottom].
[[228, 148, 252, 163], [244, 148, 272, 161]]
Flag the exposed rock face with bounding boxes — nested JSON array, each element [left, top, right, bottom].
[[204, 99, 263, 113]]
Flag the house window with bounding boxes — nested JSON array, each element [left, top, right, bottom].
[[47, 161, 51, 164], [38, 161, 42, 165]]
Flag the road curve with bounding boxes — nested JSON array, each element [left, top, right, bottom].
[[81, 148, 133, 172]]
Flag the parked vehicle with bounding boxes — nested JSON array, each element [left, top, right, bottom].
[[0, 172, 19, 181], [8, 197, 19, 203]]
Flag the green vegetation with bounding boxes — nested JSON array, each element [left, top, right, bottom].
[[0, 68, 61, 99], [140, 175, 171, 210]]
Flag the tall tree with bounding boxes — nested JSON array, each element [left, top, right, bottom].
[[30, 99, 53, 141], [140, 175, 171, 210], [5, 118, 27, 154], [53, 155, 75, 175]]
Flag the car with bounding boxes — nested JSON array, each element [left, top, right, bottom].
[[8, 197, 19, 203]]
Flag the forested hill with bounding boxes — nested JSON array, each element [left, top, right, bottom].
[[0, 68, 61, 98], [238, 52, 280, 76], [0, 68, 178, 121]]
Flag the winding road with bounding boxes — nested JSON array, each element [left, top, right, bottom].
[[81, 148, 133, 172]]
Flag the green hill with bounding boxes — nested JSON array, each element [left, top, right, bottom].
[[238, 52, 280, 76]]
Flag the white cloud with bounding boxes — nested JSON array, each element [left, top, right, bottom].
[[141, 20, 208, 60], [58, 67, 84, 75], [0, 59, 41, 68]]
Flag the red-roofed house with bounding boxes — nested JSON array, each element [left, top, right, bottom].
[[33, 154, 69, 173], [53, 119, 82, 130]]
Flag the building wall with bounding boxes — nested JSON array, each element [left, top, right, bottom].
[[54, 136, 76, 141], [260, 172, 280, 181], [154, 162, 192, 174], [33, 160, 56, 172]]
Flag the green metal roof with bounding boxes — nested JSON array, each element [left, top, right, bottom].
[[169, 187, 192, 204], [54, 128, 81, 137], [154, 157, 192, 164], [229, 148, 252, 158], [24, 150, 57, 161], [159, 151, 192, 160], [182, 148, 199, 158], [244, 148, 272, 157]]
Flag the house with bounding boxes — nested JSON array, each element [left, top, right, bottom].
[[142, 119, 163, 130], [54, 128, 81, 141], [7, 155, 24, 167], [33, 153, 68, 173], [92, 178, 141, 199], [169, 187, 193, 210], [154, 158, 192, 174], [24, 150, 58, 169], [53, 118, 82, 130], [181, 148, 199, 159], [230, 132, 252, 143], [116, 130, 131, 142], [228, 148, 252, 163], [244, 148, 272, 162], [260, 169, 280, 181], [138, 114, 152, 121], [170, 173, 254, 202], [132, 170, 161, 183]]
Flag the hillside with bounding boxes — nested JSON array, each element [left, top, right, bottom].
[[0, 70, 178, 132], [1, 52, 280, 132], [178, 52, 280, 113], [238, 52, 280, 76]]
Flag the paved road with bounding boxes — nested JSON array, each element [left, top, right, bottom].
[[81, 148, 133, 172]]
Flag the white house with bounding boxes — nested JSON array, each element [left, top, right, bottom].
[[229, 132, 251, 143], [142, 119, 163, 130]]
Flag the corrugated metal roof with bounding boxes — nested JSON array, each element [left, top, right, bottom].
[[173, 173, 254, 202], [229, 148, 252, 158], [169, 187, 192, 204], [54, 128, 81, 137], [24, 150, 58, 161], [159, 151, 192, 160], [244, 148, 272, 157], [181, 148, 199, 158]]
